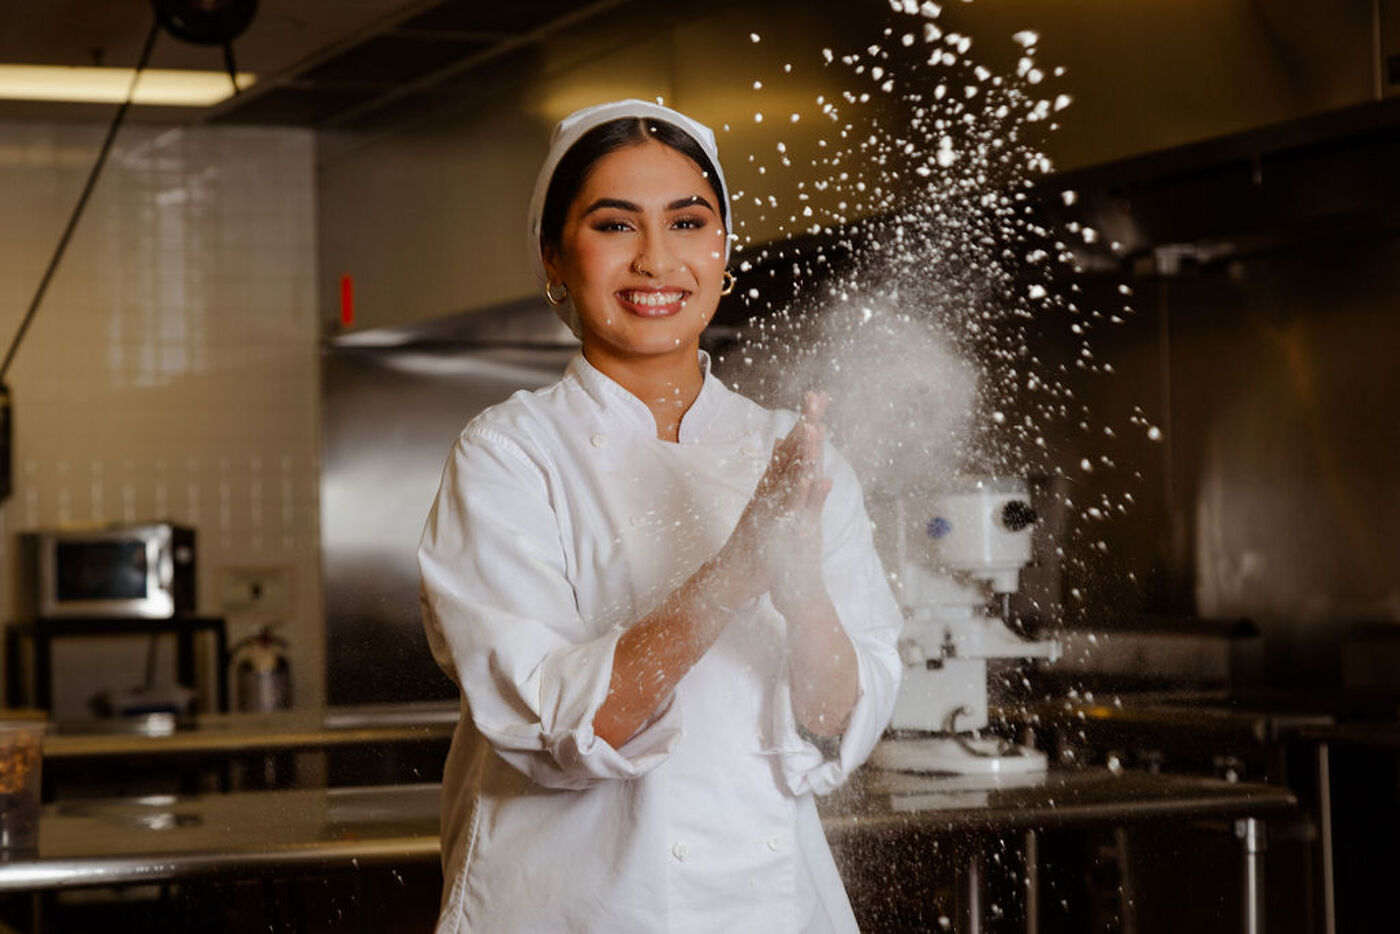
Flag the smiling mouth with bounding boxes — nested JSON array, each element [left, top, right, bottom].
[[617, 289, 688, 317]]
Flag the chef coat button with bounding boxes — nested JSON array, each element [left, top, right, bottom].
[[672, 842, 689, 861], [591, 433, 608, 448], [766, 835, 782, 851]]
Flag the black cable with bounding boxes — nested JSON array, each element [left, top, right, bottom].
[[0, 16, 161, 382], [222, 40, 238, 93]]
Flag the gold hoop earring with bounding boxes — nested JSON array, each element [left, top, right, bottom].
[[544, 282, 569, 307], [720, 270, 736, 296]]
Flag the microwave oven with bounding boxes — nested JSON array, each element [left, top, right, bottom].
[[18, 523, 196, 620]]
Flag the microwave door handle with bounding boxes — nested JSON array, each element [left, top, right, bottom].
[[158, 548, 174, 590]]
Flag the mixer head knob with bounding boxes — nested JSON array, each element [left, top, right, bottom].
[[1000, 500, 1036, 531]]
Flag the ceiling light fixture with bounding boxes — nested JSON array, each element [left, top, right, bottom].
[[0, 64, 255, 106]]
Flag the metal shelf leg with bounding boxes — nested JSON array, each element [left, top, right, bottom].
[[1316, 742, 1335, 934], [1236, 817, 1267, 934]]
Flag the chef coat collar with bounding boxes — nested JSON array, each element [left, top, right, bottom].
[[566, 351, 725, 443]]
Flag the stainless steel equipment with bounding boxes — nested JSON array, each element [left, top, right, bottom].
[[872, 477, 1060, 774], [320, 298, 575, 705]]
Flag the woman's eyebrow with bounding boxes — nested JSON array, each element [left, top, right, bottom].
[[581, 197, 640, 215], [580, 195, 716, 215], [667, 195, 715, 213]]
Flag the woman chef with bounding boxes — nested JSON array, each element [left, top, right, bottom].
[[418, 99, 903, 933]]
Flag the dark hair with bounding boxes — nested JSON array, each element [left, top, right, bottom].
[[539, 117, 728, 251]]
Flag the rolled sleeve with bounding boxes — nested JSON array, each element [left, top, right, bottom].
[[770, 445, 903, 797], [419, 428, 680, 790]]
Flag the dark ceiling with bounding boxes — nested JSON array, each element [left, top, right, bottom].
[[208, 0, 627, 130], [0, 0, 628, 129]]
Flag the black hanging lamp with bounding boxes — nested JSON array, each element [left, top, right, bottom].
[[150, 0, 259, 89]]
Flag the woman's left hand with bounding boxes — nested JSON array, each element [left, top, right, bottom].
[[767, 390, 859, 740]]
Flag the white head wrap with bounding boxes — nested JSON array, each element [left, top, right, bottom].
[[526, 99, 731, 338]]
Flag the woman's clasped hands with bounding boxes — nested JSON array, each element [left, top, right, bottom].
[[720, 390, 834, 616]]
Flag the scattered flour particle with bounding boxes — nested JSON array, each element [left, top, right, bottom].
[[1147, 426, 1163, 441], [747, 288, 760, 299], [1013, 30, 1039, 47], [1027, 283, 1047, 300], [750, 32, 761, 43]]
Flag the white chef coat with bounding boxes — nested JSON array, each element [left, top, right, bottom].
[[419, 351, 902, 934]]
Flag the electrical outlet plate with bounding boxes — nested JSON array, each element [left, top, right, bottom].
[[220, 566, 293, 618]]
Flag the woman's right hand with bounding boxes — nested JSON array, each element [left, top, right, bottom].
[[713, 391, 832, 609]]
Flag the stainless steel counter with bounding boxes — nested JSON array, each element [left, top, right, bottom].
[[41, 702, 459, 760], [0, 768, 1294, 895], [820, 766, 1295, 840], [822, 768, 1295, 934], [1297, 721, 1400, 750], [1037, 697, 1336, 742], [0, 784, 442, 892]]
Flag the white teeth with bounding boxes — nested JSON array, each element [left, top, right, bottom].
[[624, 290, 683, 306]]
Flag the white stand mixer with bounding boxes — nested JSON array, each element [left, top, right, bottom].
[[871, 477, 1060, 774]]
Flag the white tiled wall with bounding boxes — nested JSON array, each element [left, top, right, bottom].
[[0, 121, 323, 718]]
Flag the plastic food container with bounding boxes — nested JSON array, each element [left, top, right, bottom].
[[0, 719, 46, 851]]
